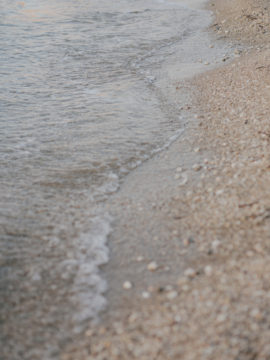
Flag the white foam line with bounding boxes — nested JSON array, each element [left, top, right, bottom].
[[151, 128, 185, 155], [67, 214, 112, 332]]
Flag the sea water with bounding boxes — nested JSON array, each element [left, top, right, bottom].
[[0, 0, 232, 358]]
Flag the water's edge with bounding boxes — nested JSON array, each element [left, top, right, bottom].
[[0, 0, 237, 358]]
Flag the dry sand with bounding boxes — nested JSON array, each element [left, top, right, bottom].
[[209, 0, 270, 45], [61, 0, 270, 359]]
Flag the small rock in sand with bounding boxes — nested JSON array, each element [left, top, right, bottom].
[[250, 308, 263, 320], [211, 240, 221, 251], [123, 281, 132, 290], [216, 313, 227, 323], [192, 164, 202, 171], [254, 243, 263, 253], [183, 238, 189, 247], [184, 268, 196, 278], [85, 329, 94, 337], [167, 291, 178, 300], [128, 312, 139, 323], [204, 265, 213, 276], [174, 315, 182, 323], [147, 261, 158, 271], [179, 173, 188, 186], [142, 291, 150, 299]]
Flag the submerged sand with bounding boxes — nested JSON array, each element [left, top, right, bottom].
[[62, 0, 270, 359]]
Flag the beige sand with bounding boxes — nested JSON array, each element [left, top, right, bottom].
[[61, 1, 270, 359], [209, 0, 270, 45]]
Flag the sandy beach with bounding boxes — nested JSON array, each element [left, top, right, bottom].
[[61, 0, 270, 359]]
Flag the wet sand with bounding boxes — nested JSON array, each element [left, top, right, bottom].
[[61, 0, 270, 359]]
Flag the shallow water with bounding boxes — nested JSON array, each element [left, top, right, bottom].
[[0, 0, 232, 358]]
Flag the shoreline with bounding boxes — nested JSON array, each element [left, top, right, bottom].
[[98, 0, 234, 322], [62, 0, 270, 358]]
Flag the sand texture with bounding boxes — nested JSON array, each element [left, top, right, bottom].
[[209, 0, 270, 44], [61, 1, 270, 359]]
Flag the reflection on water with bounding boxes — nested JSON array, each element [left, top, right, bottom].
[[0, 0, 217, 358]]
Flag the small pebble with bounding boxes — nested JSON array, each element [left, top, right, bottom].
[[142, 291, 150, 299], [123, 281, 132, 290], [204, 265, 213, 276], [179, 249, 187, 255], [128, 313, 139, 323], [250, 308, 262, 320], [85, 329, 94, 337], [182, 284, 190, 291], [147, 262, 158, 271], [254, 244, 263, 253], [31, 273, 41, 282], [183, 238, 189, 246], [111, 348, 121, 357], [167, 291, 178, 300], [216, 313, 227, 323], [136, 256, 144, 262], [179, 174, 188, 186], [192, 164, 202, 171], [174, 315, 182, 323], [216, 189, 224, 196], [212, 240, 221, 250], [184, 268, 196, 278], [99, 327, 106, 335]]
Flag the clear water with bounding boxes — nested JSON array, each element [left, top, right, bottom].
[[0, 0, 231, 358]]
